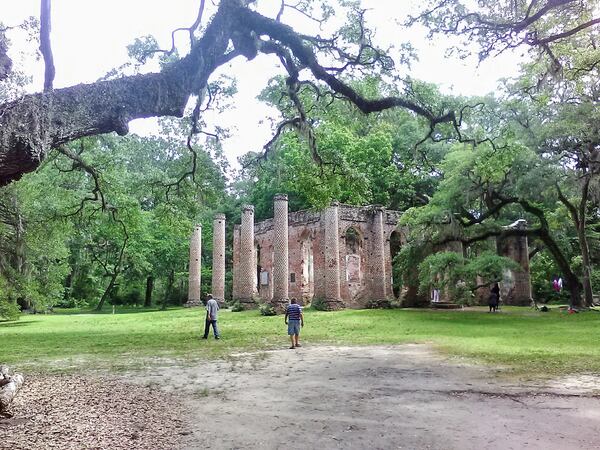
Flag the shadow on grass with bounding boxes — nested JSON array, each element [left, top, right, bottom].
[[0, 320, 35, 327], [52, 307, 185, 315]]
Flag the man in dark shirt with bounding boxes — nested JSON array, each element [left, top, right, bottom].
[[284, 298, 304, 349], [202, 294, 220, 339]]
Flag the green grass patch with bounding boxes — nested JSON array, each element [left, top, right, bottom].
[[1, 306, 599, 376]]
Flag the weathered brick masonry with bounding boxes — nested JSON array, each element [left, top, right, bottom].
[[193, 197, 533, 309], [232, 199, 404, 309]]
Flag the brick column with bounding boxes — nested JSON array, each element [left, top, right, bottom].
[[324, 202, 344, 310], [187, 224, 202, 305], [370, 206, 388, 300], [271, 194, 289, 311], [232, 226, 240, 300], [239, 205, 257, 308], [211, 213, 226, 304], [498, 219, 532, 305]]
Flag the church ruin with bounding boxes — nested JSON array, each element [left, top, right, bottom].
[[188, 195, 534, 309], [232, 195, 403, 310]]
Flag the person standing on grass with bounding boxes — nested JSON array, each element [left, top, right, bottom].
[[489, 282, 500, 313], [202, 294, 220, 340], [285, 298, 304, 349]]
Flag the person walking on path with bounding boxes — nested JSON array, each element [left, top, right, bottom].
[[285, 298, 304, 349], [202, 294, 220, 339]]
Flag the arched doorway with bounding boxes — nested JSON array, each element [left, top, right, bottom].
[[255, 242, 262, 296], [300, 233, 314, 304], [345, 227, 363, 299]]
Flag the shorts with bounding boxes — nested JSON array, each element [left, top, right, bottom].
[[287, 320, 301, 335]]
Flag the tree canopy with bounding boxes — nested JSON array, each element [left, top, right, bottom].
[[1, 0, 600, 315]]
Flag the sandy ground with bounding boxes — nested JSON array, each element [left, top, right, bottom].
[[3, 344, 600, 449], [129, 344, 600, 450]]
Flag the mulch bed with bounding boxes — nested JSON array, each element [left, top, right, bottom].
[[0, 374, 186, 449]]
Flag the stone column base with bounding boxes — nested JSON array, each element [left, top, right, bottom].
[[323, 299, 345, 311], [270, 299, 289, 314], [183, 299, 203, 308], [239, 298, 258, 310]]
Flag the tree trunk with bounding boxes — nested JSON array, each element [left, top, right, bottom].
[[162, 270, 175, 311], [520, 198, 583, 308], [577, 224, 594, 307], [95, 272, 118, 311], [0, 0, 235, 186], [539, 232, 582, 307], [144, 275, 154, 308]]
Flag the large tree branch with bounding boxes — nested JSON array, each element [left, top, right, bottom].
[[555, 182, 580, 228], [237, 8, 455, 124], [0, 0, 236, 186], [0, 0, 462, 187]]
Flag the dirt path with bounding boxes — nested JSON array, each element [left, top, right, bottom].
[[130, 344, 600, 450]]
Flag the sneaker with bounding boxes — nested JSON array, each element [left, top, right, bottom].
[[295, 344, 301, 348], [215, 336, 220, 340], [201, 336, 208, 339], [289, 346, 295, 349]]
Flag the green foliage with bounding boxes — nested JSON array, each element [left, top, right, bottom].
[[310, 297, 328, 311], [259, 303, 277, 316], [0, 275, 19, 321], [418, 251, 520, 305], [230, 300, 244, 313], [529, 253, 570, 304], [244, 77, 447, 216]]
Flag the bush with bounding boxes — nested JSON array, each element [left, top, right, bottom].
[[365, 298, 393, 309], [0, 299, 19, 321], [311, 297, 327, 311], [259, 303, 277, 316], [230, 300, 244, 312]]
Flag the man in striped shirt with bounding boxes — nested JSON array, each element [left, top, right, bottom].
[[284, 298, 304, 349]]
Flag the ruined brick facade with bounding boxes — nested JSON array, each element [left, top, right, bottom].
[[190, 197, 533, 309], [497, 220, 533, 306], [232, 201, 405, 309]]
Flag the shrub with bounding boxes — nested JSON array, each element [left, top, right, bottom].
[[365, 298, 393, 309], [259, 303, 277, 316], [230, 300, 244, 312], [311, 297, 327, 311], [0, 298, 19, 321]]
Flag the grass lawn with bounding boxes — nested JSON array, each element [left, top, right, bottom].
[[1, 306, 599, 376]]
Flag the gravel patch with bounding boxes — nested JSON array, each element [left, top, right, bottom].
[[0, 374, 185, 450]]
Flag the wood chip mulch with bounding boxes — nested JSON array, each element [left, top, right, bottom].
[[0, 374, 186, 450]]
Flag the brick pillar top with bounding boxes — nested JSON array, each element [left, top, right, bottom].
[[243, 204, 254, 213], [214, 213, 226, 220], [274, 193, 288, 201]]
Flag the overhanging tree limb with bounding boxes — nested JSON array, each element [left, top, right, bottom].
[[0, 0, 461, 187]]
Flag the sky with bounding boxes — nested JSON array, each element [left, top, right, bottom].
[[2, 0, 522, 167]]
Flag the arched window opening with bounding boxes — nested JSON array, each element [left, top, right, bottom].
[[345, 227, 362, 283]]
